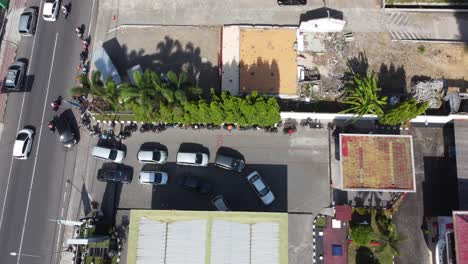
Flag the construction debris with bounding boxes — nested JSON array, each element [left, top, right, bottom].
[[410, 79, 444, 109]]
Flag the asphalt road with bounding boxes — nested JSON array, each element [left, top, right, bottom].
[[0, 0, 97, 263]]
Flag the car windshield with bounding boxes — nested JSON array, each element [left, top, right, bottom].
[[154, 173, 162, 183], [251, 176, 269, 196], [22, 138, 29, 153], [16, 132, 28, 141], [195, 153, 202, 164], [152, 151, 161, 161], [109, 150, 118, 160]]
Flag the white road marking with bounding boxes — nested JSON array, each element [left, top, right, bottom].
[[0, 0, 45, 232], [16, 32, 59, 264]]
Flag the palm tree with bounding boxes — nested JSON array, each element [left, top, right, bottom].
[[166, 70, 202, 103], [340, 73, 387, 123]]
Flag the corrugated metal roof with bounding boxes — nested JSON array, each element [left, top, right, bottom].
[[166, 220, 207, 264], [210, 220, 250, 264], [137, 219, 167, 264], [251, 222, 280, 264]]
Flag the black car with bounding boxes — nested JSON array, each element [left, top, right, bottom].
[[178, 175, 212, 194], [97, 166, 133, 184], [278, 0, 306, 5], [54, 114, 77, 148]]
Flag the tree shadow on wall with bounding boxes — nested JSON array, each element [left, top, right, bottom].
[[239, 58, 280, 95]]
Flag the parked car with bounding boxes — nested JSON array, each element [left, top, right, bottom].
[[139, 171, 168, 185], [178, 175, 212, 194], [137, 147, 167, 164], [176, 152, 209, 167], [214, 152, 245, 172], [91, 146, 126, 163], [246, 171, 275, 205], [277, 0, 306, 5], [54, 114, 77, 148], [5, 60, 26, 91], [42, 0, 59, 21], [97, 166, 132, 184], [19, 7, 37, 36], [13, 128, 34, 160], [211, 195, 230, 211]]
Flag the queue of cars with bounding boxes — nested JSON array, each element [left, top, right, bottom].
[[91, 143, 276, 208]]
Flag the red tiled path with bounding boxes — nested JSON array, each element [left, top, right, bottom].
[[323, 217, 348, 264]]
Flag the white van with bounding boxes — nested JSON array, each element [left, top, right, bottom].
[[176, 152, 209, 167], [92, 146, 126, 163]]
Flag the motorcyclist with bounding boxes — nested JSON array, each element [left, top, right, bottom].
[[48, 120, 56, 132], [75, 26, 83, 39], [61, 5, 68, 18]]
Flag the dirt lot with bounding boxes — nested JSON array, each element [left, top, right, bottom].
[[299, 32, 468, 98], [102, 26, 221, 96]]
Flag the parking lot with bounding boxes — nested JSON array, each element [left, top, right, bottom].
[[79, 124, 331, 214]]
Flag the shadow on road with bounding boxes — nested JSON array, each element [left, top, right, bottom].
[[150, 163, 288, 212]]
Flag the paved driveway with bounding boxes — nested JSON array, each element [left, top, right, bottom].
[[87, 125, 332, 214]]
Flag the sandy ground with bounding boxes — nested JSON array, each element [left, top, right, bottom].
[[239, 28, 297, 95], [299, 32, 468, 98]]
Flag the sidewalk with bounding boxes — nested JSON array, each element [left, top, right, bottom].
[[0, 0, 26, 123]]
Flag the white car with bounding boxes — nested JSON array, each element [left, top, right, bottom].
[[137, 148, 168, 164], [42, 0, 59, 21], [13, 128, 34, 160], [246, 171, 275, 205], [138, 171, 168, 185]]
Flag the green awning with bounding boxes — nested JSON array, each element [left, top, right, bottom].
[[0, 0, 9, 9]]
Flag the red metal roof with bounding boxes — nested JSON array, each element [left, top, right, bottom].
[[335, 205, 352, 222], [454, 212, 468, 264], [323, 217, 347, 264]]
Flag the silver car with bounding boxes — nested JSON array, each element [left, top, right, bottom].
[[137, 148, 168, 164], [19, 7, 37, 36], [5, 60, 26, 91], [246, 171, 275, 205], [139, 171, 168, 185]]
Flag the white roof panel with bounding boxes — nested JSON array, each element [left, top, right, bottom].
[[251, 222, 280, 264], [210, 220, 250, 264], [137, 219, 167, 264], [166, 220, 207, 264]]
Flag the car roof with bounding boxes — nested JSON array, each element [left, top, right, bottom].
[[138, 150, 161, 161], [19, 12, 31, 30], [43, 3, 54, 15], [139, 171, 155, 182], [13, 139, 25, 156], [251, 176, 267, 192]]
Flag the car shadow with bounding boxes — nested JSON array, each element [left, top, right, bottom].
[[178, 142, 210, 157], [140, 142, 168, 153], [216, 146, 245, 161]]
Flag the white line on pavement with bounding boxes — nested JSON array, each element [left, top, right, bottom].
[[16, 32, 59, 264], [0, 0, 45, 232]]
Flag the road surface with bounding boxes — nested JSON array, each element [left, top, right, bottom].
[[0, 0, 97, 263]]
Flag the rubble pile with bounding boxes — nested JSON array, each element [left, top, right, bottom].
[[410, 79, 444, 109]]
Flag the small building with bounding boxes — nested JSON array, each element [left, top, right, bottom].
[[337, 134, 416, 192], [126, 210, 288, 264], [453, 211, 468, 264], [222, 26, 298, 97]]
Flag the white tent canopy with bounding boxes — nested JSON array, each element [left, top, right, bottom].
[[299, 17, 346, 33]]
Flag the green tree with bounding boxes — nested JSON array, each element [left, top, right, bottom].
[[85, 71, 121, 111], [341, 73, 387, 123], [351, 225, 374, 246], [379, 98, 429, 126]]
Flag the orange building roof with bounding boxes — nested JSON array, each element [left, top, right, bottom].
[[340, 134, 415, 192]]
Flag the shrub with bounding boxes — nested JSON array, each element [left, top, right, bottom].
[[379, 98, 429, 126], [351, 225, 374, 246]]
